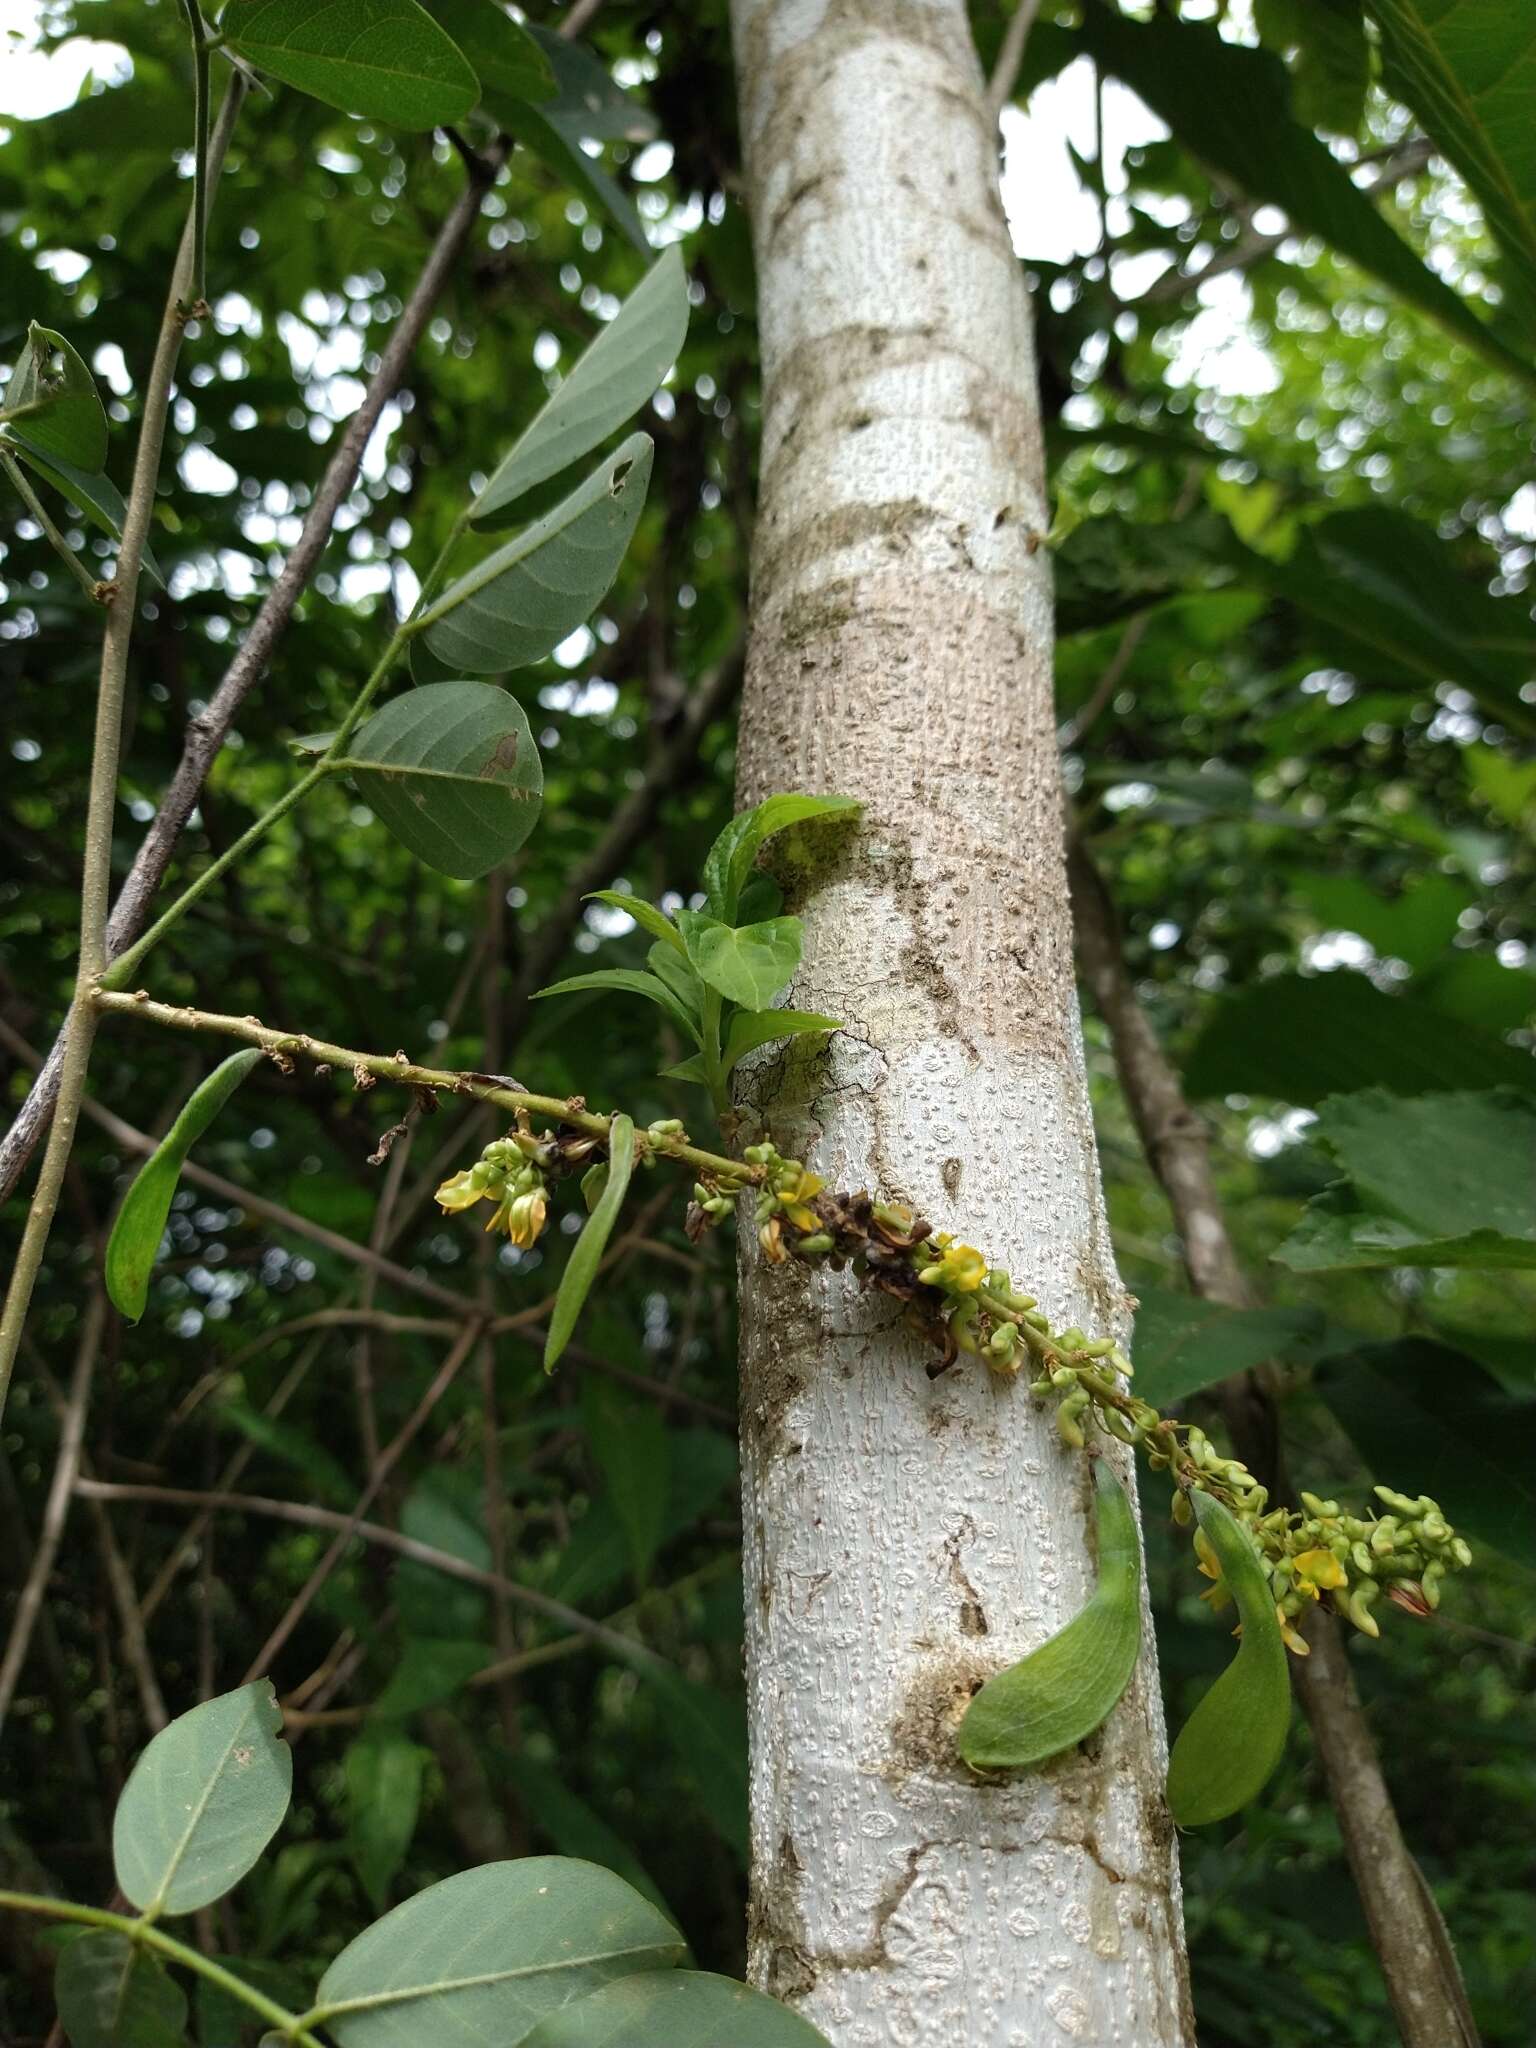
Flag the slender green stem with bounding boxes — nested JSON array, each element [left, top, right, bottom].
[[178, 0, 212, 306], [0, 1891, 326, 2048], [0, 78, 246, 1428], [699, 987, 729, 1121], [0, 449, 104, 602]]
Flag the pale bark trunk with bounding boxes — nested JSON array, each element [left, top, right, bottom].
[[729, 4, 1194, 2041]]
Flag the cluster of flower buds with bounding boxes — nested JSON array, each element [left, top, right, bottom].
[[435, 1123, 606, 1248]]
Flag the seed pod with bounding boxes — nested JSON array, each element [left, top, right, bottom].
[[1166, 1489, 1292, 1828], [958, 1461, 1142, 1772]]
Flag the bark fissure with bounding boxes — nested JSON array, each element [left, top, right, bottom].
[[730, 2, 1193, 2039]]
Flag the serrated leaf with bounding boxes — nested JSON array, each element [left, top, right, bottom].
[[425, 0, 553, 112], [113, 1682, 293, 1915], [522, 1972, 832, 2048], [532, 968, 700, 1043], [54, 1932, 189, 2048], [221, 0, 479, 129], [1130, 1288, 1326, 1408], [346, 681, 542, 880], [308, 1857, 684, 2048], [701, 794, 859, 922], [473, 246, 687, 523], [585, 888, 685, 952], [105, 1049, 261, 1321], [4, 444, 165, 585], [546, 1114, 634, 1372], [958, 1462, 1141, 1771], [421, 435, 652, 674], [676, 911, 801, 1010], [1316, 1337, 1536, 1569], [1, 322, 107, 471], [346, 1731, 430, 1911], [1166, 1492, 1291, 1827]]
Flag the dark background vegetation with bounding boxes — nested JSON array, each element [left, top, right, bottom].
[[2, 2, 1532, 2042]]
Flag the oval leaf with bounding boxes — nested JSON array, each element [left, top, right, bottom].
[[473, 248, 688, 523], [55, 1931, 188, 2048], [958, 1460, 1142, 1771], [723, 1008, 842, 1075], [105, 1049, 261, 1321], [2, 322, 107, 472], [347, 680, 543, 880], [522, 1971, 831, 2048], [701, 794, 859, 923], [113, 1681, 293, 1915], [425, 0, 553, 112], [677, 911, 801, 1010], [346, 1731, 429, 1912], [546, 1113, 634, 1372], [421, 435, 653, 674], [221, 0, 479, 129], [5, 443, 164, 585], [309, 1856, 684, 2048], [1166, 1489, 1292, 1827]]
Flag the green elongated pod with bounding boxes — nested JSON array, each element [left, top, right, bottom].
[[1167, 1487, 1293, 1826], [958, 1459, 1142, 1771]]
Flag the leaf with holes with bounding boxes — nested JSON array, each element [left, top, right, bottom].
[[221, 0, 478, 128], [1166, 1491, 1291, 1826], [113, 1682, 292, 1914], [308, 1857, 684, 2048], [105, 1049, 261, 1321], [958, 1461, 1142, 1771], [420, 436, 652, 674], [53, 1932, 188, 2048], [522, 1972, 832, 2048], [546, 1115, 634, 1372], [1, 322, 107, 471], [474, 248, 688, 523], [346, 681, 542, 880]]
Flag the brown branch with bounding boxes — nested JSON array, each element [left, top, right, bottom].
[[0, 143, 508, 1205], [1068, 839, 1480, 2048], [986, 0, 1045, 123]]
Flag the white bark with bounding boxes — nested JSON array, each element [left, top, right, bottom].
[[729, 3, 1194, 2042]]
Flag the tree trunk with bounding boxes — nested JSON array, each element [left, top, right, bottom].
[[729, 4, 1194, 2040]]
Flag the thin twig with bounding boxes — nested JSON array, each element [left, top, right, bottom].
[[987, 0, 1044, 124], [0, 449, 105, 602]]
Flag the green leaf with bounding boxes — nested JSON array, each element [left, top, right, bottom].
[[1130, 1288, 1326, 1408], [421, 435, 652, 673], [701, 794, 859, 922], [584, 1377, 669, 1585], [646, 942, 704, 1022], [221, 0, 479, 129], [533, 969, 700, 1043], [196, 1958, 312, 2048], [1074, 2, 1534, 384], [676, 911, 802, 1010], [346, 1731, 430, 1911], [308, 1857, 685, 2048], [372, 1638, 492, 1720], [522, 1972, 832, 2048], [1249, 507, 1536, 728], [1183, 970, 1535, 1104], [1, 322, 107, 471], [505, 25, 655, 251], [546, 1114, 634, 1372], [722, 1007, 842, 1076], [499, 1756, 670, 1916], [215, 1394, 354, 1505], [105, 1049, 261, 1321], [113, 1681, 293, 1915], [1372, 0, 1536, 321], [473, 247, 688, 523], [54, 1931, 188, 2048], [660, 1053, 709, 1085], [1255, 0, 1369, 135], [638, 1668, 749, 1864], [1166, 1491, 1292, 1827], [1316, 1337, 1536, 1569], [1288, 869, 1470, 974], [1272, 1089, 1536, 1271], [958, 1462, 1142, 1772], [346, 681, 543, 881], [424, 0, 553, 113], [585, 888, 686, 953], [4, 443, 164, 585]]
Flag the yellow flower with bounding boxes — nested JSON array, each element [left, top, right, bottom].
[[1292, 1547, 1347, 1597], [502, 1189, 548, 1247], [1193, 1527, 1222, 1581], [436, 1168, 489, 1212], [1276, 1604, 1311, 1656], [919, 1242, 988, 1294], [758, 1216, 787, 1265], [776, 1168, 825, 1233]]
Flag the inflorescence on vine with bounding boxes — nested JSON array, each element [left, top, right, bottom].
[[436, 1123, 1473, 1657]]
